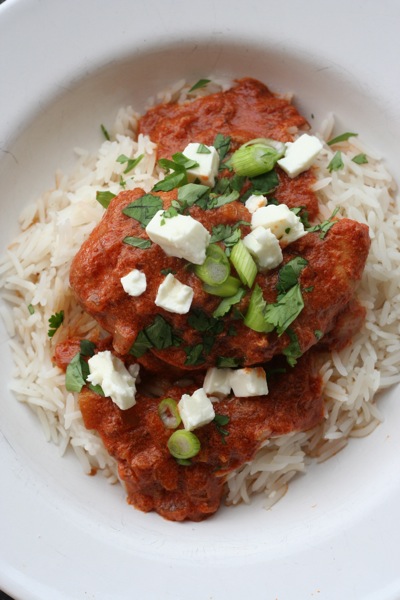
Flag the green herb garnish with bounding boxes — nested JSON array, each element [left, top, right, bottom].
[[214, 414, 230, 443], [282, 329, 302, 366], [122, 194, 163, 227], [276, 257, 308, 295], [117, 153, 144, 174], [212, 288, 246, 318], [123, 236, 152, 249], [100, 124, 110, 141], [217, 356, 242, 368], [213, 133, 231, 163], [352, 153, 368, 165], [129, 315, 180, 358], [48, 311, 64, 338], [196, 143, 211, 154], [328, 151, 344, 172], [264, 284, 304, 335], [188, 79, 211, 93], [327, 132, 358, 146], [306, 207, 340, 239], [96, 191, 116, 209]]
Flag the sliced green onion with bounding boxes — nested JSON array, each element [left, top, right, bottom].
[[203, 276, 242, 297], [231, 138, 286, 177], [158, 398, 181, 429], [244, 284, 274, 333], [194, 244, 230, 286], [229, 240, 258, 288], [167, 430, 201, 460]]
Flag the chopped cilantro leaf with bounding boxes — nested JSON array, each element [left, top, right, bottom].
[[100, 124, 110, 141], [48, 311, 64, 338], [306, 207, 340, 239], [96, 191, 116, 209], [196, 143, 211, 154], [214, 413, 230, 442], [264, 284, 304, 335], [327, 132, 358, 146], [328, 151, 344, 172], [65, 352, 89, 392], [315, 329, 323, 341], [213, 288, 246, 318], [117, 153, 144, 174], [210, 223, 245, 248], [122, 194, 163, 227], [177, 183, 210, 209], [79, 339, 96, 357], [188, 79, 211, 93], [184, 344, 205, 366], [282, 329, 302, 366], [129, 315, 180, 358], [217, 356, 242, 368], [123, 236, 152, 249], [27, 304, 35, 315], [352, 153, 368, 165], [276, 257, 308, 295], [213, 134, 231, 162]]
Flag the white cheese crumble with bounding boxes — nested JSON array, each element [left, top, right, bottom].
[[87, 350, 139, 410], [203, 366, 269, 399], [203, 367, 232, 397], [229, 367, 269, 397], [182, 142, 220, 187], [245, 194, 268, 214], [120, 269, 147, 297], [178, 388, 216, 431], [155, 273, 194, 314], [277, 133, 323, 178], [243, 226, 283, 271], [251, 203, 306, 246], [145, 210, 211, 265]]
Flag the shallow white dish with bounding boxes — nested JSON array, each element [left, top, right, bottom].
[[0, 1, 399, 599]]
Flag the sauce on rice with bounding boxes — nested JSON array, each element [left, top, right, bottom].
[[55, 78, 371, 521]]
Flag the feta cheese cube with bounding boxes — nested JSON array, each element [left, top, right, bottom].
[[87, 350, 139, 410], [120, 269, 147, 297], [182, 143, 220, 187], [229, 367, 269, 397], [243, 226, 283, 270], [203, 367, 232, 398], [145, 210, 210, 265], [251, 203, 306, 246], [178, 388, 216, 431], [155, 273, 194, 314], [245, 194, 268, 214], [277, 133, 323, 178]]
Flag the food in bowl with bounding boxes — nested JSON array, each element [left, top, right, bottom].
[[1, 77, 399, 521]]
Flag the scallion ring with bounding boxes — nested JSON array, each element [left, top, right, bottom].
[[231, 138, 286, 177], [244, 284, 275, 333], [167, 430, 201, 460], [194, 243, 230, 286], [158, 397, 181, 429], [229, 240, 258, 288], [203, 275, 242, 297]]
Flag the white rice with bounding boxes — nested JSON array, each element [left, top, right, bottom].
[[1, 81, 399, 510]]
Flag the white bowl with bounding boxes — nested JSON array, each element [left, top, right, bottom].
[[1, 1, 399, 599]]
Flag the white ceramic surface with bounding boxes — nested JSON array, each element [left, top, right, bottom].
[[0, 1, 399, 599]]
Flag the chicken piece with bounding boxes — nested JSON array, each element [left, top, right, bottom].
[[139, 77, 308, 156], [79, 351, 324, 522], [139, 76, 319, 219], [69, 186, 370, 371]]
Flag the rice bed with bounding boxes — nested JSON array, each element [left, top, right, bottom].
[[1, 81, 399, 509]]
